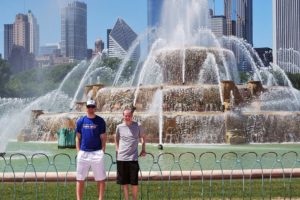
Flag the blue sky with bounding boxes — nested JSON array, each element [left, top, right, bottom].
[[0, 0, 272, 56]]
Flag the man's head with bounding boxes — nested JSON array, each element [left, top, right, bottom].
[[123, 108, 134, 124], [86, 100, 96, 115]]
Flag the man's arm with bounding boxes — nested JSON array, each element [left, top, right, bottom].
[[139, 133, 146, 157], [76, 132, 81, 152], [114, 135, 119, 151], [100, 133, 107, 153], [114, 129, 120, 159]]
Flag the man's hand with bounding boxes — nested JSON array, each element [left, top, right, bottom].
[[139, 150, 146, 157]]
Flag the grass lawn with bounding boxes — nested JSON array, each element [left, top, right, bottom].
[[2, 178, 300, 199]]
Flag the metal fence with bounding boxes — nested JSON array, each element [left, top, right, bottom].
[[1, 151, 300, 199]]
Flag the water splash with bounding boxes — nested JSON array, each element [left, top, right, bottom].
[[50, 60, 87, 107], [270, 63, 299, 102], [0, 91, 71, 152], [70, 54, 102, 108], [199, 53, 224, 104], [113, 29, 152, 86], [221, 36, 262, 81], [148, 89, 164, 144], [133, 39, 164, 105]]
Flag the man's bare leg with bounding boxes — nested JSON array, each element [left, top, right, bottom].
[[122, 185, 129, 200], [97, 181, 105, 200], [76, 180, 85, 200], [132, 185, 138, 200]]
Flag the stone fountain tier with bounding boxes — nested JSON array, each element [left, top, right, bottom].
[[93, 85, 223, 113], [77, 83, 264, 113], [155, 47, 233, 84], [19, 111, 300, 144]]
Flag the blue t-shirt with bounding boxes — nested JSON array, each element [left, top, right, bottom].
[[75, 115, 106, 152]]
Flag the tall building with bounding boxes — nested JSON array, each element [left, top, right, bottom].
[[273, 0, 300, 73], [95, 39, 104, 54], [28, 10, 39, 55], [108, 18, 140, 62], [211, 16, 227, 37], [4, 24, 13, 60], [39, 44, 60, 56], [147, 0, 164, 28], [13, 14, 30, 52], [106, 29, 112, 49], [254, 47, 273, 67], [147, 0, 164, 49], [224, 0, 253, 44], [3, 12, 39, 71], [224, 0, 235, 36], [61, 1, 87, 60]]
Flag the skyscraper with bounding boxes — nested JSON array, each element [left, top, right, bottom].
[[61, 1, 87, 60], [273, 0, 300, 73], [28, 10, 39, 55], [108, 18, 140, 62], [147, 0, 164, 28], [95, 39, 104, 54], [224, 0, 253, 44], [4, 12, 38, 71], [106, 29, 112, 49], [224, 0, 236, 36], [147, 0, 164, 49], [211, 16, 227, 37], [13, 14, 30, 52], [4, 24, 13, 60]]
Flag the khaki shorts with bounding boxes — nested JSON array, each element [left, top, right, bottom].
[[76, 150, 106, 181]]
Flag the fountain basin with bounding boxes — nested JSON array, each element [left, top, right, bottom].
[[19, 111, 300, 144]]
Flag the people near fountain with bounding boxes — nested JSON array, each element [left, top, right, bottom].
[[115, 108, 146, 200], [75, 100, 107, 200]]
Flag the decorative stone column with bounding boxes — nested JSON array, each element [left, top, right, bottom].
[[225, 113, 248, 144], [30, 110, 44, 124], [91, 84, 105, 99], [83, 85, 93, 101], [221, 80, 235, 102], [247, 80, 264, 96], [75, 102, 86, 112], [221, 80, 243, 111]]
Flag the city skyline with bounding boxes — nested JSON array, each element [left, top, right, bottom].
[[0, 0, 272, 57]]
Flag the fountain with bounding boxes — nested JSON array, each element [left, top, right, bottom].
[[1, 0, 300, 151]]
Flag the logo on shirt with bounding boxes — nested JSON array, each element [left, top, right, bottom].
[[82, 124, 97, 129]]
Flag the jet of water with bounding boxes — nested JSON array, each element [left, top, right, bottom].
[[148, 89, 164, 144], [70, 53, 102, 108], [50, 60, 88, 108], [113, 29, 153, 86]]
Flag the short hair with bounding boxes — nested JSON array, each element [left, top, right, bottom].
[[123, 107, 135, 115]]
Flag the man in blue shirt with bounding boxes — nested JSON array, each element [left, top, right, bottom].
[[76, 100, 106, 200]]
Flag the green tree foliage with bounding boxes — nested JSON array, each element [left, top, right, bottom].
[[0, 59, 11, 96], [287, 73, 300, 90], [4, 63, 77, 97], [239, 71, 250, 83], [98, 57, 136, 84], [101, 57, 121, 71]]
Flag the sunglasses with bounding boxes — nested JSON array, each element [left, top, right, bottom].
[[86, 105, 96, 109]]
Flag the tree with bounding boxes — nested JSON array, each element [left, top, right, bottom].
[[0, 59, 11, 96], [287, 73, 300, 90], [239, 71, 250, 83]]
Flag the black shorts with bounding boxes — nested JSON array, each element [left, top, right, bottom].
[[117, 161, 140, 185]]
